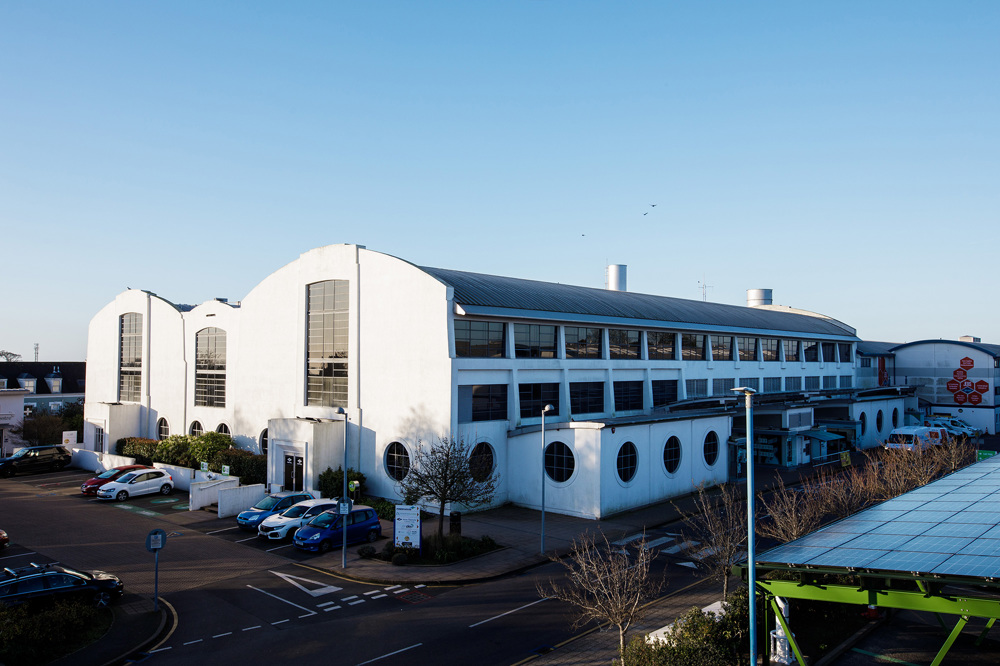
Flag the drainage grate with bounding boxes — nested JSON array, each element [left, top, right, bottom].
[[398, 591, 433, 604], [532, 646, 555, 655]]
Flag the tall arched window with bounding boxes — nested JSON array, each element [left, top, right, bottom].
[[189, 421, 203, 436], [306, 280, 349, 408], [195, 327, 227, 407], [260, 429, 269, 456], [119, 313, 143, 402], [703, 431, 719, 466], [156, 418, 170, 441]]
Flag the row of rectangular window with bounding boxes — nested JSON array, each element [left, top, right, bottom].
[[456, 320, 854, 364]]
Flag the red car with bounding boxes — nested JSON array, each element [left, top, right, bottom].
[[80, 465, 151, 496]]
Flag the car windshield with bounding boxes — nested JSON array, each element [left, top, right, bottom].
[[887, 434, 913, 444], [117, 472, 138, 483], [11, 449, 28, 458], [253, 495, 282, 511], [97, 469, 122, 479], [281, 504, 309, 518], [308, 512, 339, 529]]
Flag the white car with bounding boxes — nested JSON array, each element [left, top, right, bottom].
[[97, 469, 174, 501], [257, 499, 339, 540]]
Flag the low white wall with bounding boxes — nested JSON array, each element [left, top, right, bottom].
[[153, 463, 196, 492], [71, 449, 136, 473], [218, 483, 267, 518], [189, 477, 241, 511]]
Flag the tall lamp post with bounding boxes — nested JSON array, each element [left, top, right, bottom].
[[732, 386, 757, 666], [335, 407, 349, 569], [540, 404, 554, 554]]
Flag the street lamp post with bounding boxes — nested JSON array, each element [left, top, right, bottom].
[[540, 404, 554, 554], [732, 386, 757, 666], [335, 407, 349, 569]]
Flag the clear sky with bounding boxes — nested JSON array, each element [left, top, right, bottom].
[[3, 2, 998, 361]]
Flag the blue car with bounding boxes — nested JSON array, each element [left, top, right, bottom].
[[293, 506, 381, 553], [236, 491, 315, 531]]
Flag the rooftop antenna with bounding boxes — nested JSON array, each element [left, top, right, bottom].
[[34, 343, 39, 362], [697, 277, 713, 302]]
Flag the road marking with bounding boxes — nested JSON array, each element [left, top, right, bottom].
[[469, 598, 549, 628], [183, 639, 203, 646], [112, 505, 160, 517], [364, 590, 381, 596], [644, 537, 672, 549], [317, 601, 337, 607], [371, 594, 387, 599], [266, 544, 293, 552], [149, 647, 172, 653], [271, 619, 290, 625], [247, 585, 317, 616], [242, 626, 261, 631], [349, 599, 365, 606], [415, 584, 426, 588], [324, 605, 342, 612], [207, 527, 239, 535], [236, 536, 258, 543], [612, 533, 644, 546], [0, 551, 37, 560], [384, 585, 400, 590], [298, 613, 314, 618], [213, 632, 232, 638], [341, 595, 359, 601], [392, 588, 409, 594], [270, 570, 342, 597], [357, 643, 423, 665]]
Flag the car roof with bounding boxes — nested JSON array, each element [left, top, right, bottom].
[[294, 498, 336, 507]]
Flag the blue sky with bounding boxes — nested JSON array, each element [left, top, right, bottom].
[[3, 2, 998, 361]]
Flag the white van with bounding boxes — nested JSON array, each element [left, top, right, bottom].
[[885, 426, 948, 450]]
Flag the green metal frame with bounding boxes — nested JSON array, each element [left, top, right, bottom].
[[745, 572, 1000, 666]]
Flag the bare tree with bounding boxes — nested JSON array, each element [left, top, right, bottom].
[[537, 531, 665, 655], [812, 464, 871, 520], [397, 436, 500, 543], [756, 476, 824, 544], [930, 434, 977, 475], [676, 483, 747, 600], [0, 350, 21, 362]]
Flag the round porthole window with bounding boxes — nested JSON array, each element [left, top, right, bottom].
[[704, 431, 719, 466], [544, 441, 575, 482], [663, 436, 681, 474], [616, 442, 638, 483], [385, 442, 410, 481], [469, 442, 495, 482], [876, 410, 884, 433]]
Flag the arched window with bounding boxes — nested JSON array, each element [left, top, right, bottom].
[[260, 429, 269, 456], [156, 418, 169, 441], [892, 408, 899, 428], [616, 442, 638, 483], [119, 312, 143, 402], [663, 436, 682, 474], [385, 442, 410, 481], [876, 410, 884, 433], [469, 442, 495, 482], [544, 441, 575, 482], [195, 327, 227, 408], [216, 423, 231, 436], [190, 421, 203, 436], [859, 412, 867, 436], [704, 431, 719, 466]]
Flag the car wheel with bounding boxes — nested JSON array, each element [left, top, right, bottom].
[[93, 591, 112, 608], [367, 530, 378, 543], [318, 540, 332, 554], [116, 490, 129, 502], [159, 484, 173, 495], [5, 467, 14, 478]]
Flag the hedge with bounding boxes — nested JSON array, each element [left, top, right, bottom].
[[115, 438, 158, 465], [210, 448, 266, 485]]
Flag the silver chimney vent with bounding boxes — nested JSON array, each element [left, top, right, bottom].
[[606, 264, 627, 292], [747, 289, 773, 307]]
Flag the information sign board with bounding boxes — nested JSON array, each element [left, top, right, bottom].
[[394, 504, 421, 549]]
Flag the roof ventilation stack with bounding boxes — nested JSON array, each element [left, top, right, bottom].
[[747, 289, 773, 308], [606, 264, 627, 292]]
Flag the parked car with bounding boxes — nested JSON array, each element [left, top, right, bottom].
[[96, 469, 173, 501], [258, 498, 339, 541], [81, 465, 152, 496], [885, 426, 948, 450], [293, 505, 381, 553], [0, 445, 72, 477], [923, 416, 980, 439], [0, 529, 8, 550], [0, 562, 124, 607], [237, 491, 316, 531]]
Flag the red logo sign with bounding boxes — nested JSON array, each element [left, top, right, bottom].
[[955, 392, 968, 404], [976, 380, 990, 393], [961, 379, 974, 392], [961, 357, 975, 370], [947, 380, 961, 392], [954, 369, 968, 381], [970, 392, 983, 405]]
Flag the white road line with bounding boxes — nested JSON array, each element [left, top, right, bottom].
[[415, 584, 426, 588], [149, 647, 173, 653], [611, 533, 644, 546], [392, 588, 409, 594], [183, 639, 203, 646], [317, 601, 337, 607], [236, 536, 258, 543], [242, 626, 262, 631], [356, 643, 423, 665], [469, 598, 549, 628], [644, 537, 672, 549], [207, 526, 239, 535], [298, 613, 314, 618], [271, 619, 290, 625], [0, 551, 37, 559], [341, 595, 359, 601], [247, 585, 317, 616], [266, 544, 293, 552], [363, 590, 381, 595], [371, 594, 387, 599], [384, 585, 400, 590], [349, 599, 365, 606], [213, 632, 232, 638], [324, 605, 342, 612]]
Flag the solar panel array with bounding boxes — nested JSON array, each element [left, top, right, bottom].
[[758, 454, 1000, 579]]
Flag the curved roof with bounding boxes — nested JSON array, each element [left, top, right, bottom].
[[891, 339, 1000, 357], [420, 266, 857, 338]]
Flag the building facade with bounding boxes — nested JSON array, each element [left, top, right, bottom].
[[85, 244, 900, 518]]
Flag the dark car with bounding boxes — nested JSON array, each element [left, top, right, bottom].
[[0, 445, 72, 477], [236, 491, 316, 531], [293, 506, 381, 553], [0, 529, 8, 550], [0, 562, 124, 607], [80, 465, 152, 496]]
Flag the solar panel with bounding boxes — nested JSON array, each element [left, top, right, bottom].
[[757, 544, 832, 565], [933, 554, 1000, 578], [820, 519, 885, 534], [867, 521, 934, 537], [899, 535, 975, 553], [840, 533, 915, 551], [980, 525, 1000, 539], [920, 522, 991, 539], [958, 538, 1000, 557], [880, 499, 930, 510], [943, 511, 998, 525], [868, 551, 950, 573], [806, 548, 890, 568]]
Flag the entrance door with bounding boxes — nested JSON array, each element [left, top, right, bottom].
[[284, 454, 304, 491]]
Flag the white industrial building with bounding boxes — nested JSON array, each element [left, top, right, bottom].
[[84, 244, 905, 518]]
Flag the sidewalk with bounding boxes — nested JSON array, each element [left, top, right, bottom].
[[74, 459, 836, 664]]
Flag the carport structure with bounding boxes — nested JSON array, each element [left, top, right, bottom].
[[740, 455, 1000, 666]]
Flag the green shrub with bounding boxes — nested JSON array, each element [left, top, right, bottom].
[[210, 448, 266, 485], [153, 435, 195, 468], [391, 553, 408, 566], [358, 545, 376, 559], [362, 496, 396, 521], [0, 599, 103, 665], [189, 433, 231, 468], [317, 466, 367, 499], [115, 438, 158, 465]]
